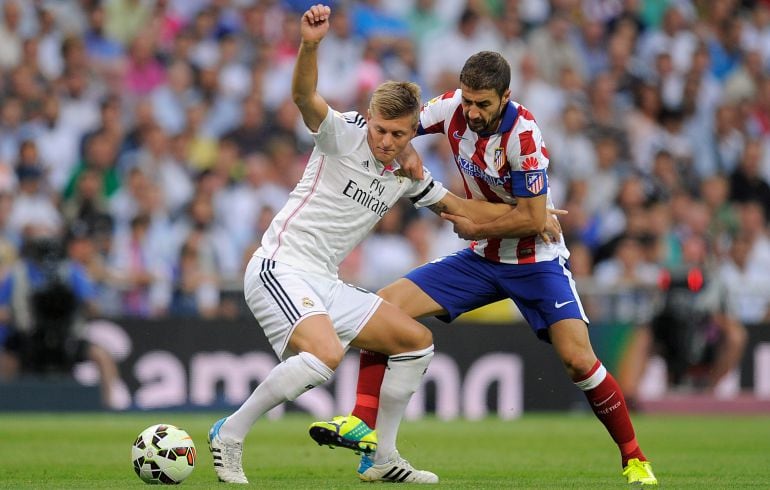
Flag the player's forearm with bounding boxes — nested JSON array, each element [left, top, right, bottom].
[[470, 207, 546, 239], [432, 193, 512, 222], [291, 41, 320, 107]]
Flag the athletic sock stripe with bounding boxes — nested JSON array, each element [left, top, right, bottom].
[[259, 259, 299, 323], [389, 354, 429, 362]]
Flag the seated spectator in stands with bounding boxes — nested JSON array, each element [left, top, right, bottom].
[[223, 95, 271, 157], [0, 234, 118, 407], [63, 130, 121, 201], [109, 214, 172, 318], [7, 163, 63, 239], [720, 231, 770, 324], [61, 167, 110, 226], [728, 139, 770, 219], [618, 234, 747, 405], [169, 238, 220, 318], [66, 218, 121, 318]]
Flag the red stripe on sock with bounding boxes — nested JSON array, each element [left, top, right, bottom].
[[350, 350, 388, 428]]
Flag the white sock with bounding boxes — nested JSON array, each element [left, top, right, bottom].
[[220, 352, 333, 442], [374, 345, 434, 464]]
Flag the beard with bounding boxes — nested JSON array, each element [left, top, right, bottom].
[[465, 107, 504, 135]]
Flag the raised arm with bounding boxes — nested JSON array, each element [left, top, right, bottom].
[[291, 4, 331, 132]]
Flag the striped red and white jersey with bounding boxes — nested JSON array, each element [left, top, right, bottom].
[[418, 88, 568, 264]]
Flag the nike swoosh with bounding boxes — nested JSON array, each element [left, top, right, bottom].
[[452, 130, 466, 140], [554, 300, 575, 309], [592, 392, 616, 407]]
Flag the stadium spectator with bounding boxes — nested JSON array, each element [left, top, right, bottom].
[[720, 231, 770, 324], [168, 237, 220, 318], [311, 51, 657, 486], [618, 233, 747, 401], [0, 233, 119, 408], [150, 60, 199, 136], [105, 0, 154, 46], [728, 138, 770, 217], [7, 163, 62, 240], [527, 11, 584, 85], [222, 94, 271, 157], [0, 0, 23, 70], [109, 214, 172, 318], [419, 8, 501, 90]]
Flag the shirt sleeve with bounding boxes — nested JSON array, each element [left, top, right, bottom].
[[508, 121, 550, 198], [309, 108, 365, 156], [404, 167, 448, 208], [417, 89, 458, 136]]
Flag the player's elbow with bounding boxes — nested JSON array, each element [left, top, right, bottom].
[[292, 92, 310, 109]]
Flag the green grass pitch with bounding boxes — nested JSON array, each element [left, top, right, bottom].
[[1, 412, 769, 488]]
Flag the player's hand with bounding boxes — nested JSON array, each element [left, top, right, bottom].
[[301, 4, 331, 44], [441, 212, 483, 240], [395, 143, 424, 180], [540, 208, 567, 244]]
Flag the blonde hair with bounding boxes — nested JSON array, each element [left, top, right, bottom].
[[369, 81, 421, 127]]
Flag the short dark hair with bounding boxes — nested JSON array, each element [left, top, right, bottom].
[[459, 51, 511, 96]]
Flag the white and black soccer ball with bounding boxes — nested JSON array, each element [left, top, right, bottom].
[[131, 424, 196, 484]]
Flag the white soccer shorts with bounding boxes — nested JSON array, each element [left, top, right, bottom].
[[244, 255, 382, 360]]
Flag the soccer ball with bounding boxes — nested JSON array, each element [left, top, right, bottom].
[[131, 424, 196, 484]]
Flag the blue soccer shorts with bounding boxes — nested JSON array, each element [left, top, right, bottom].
[[404, 248, 588, 342]]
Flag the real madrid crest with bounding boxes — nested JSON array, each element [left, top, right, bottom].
[[302, 297, 315, 308]]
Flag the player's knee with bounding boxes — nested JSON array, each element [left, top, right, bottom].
[[561, 350, 597, 378], [309, 343, 345, 370], [401, 322, 433, 352], [377, 283, 399, 304]]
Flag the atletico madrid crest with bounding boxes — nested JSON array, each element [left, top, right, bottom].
[[525, 171, 544, 194], [494, 147, 505, 171]]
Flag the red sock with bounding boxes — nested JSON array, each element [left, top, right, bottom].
[[574, 360, 646, 467], [350, 349, 388, 428]]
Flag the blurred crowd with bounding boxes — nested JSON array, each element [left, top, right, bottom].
[[0, 0, 767, 326]]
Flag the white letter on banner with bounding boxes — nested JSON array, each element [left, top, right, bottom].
[[190, 351, 276, 405], [755, 343, 770, 399], [463, 353, 522, 420], [134, 351, 186, 408], [406, 353, 461, 421]]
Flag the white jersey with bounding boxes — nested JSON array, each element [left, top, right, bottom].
[[418, 89, 568, 264], [256, 108, 447, 279]]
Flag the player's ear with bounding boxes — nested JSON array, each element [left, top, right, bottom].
[[502, 88, 511, 105]]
